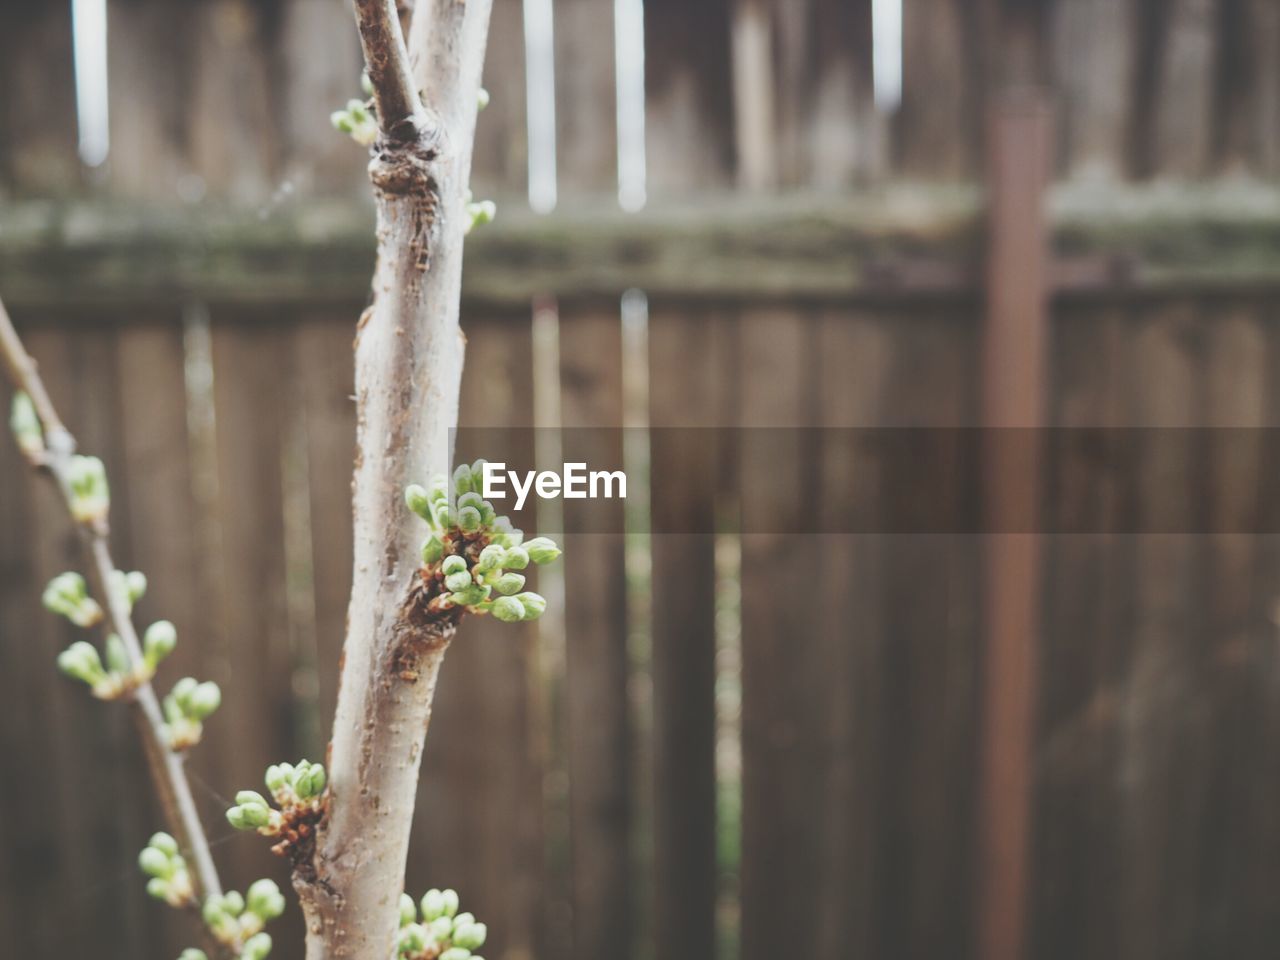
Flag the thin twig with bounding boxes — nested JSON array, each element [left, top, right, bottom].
[[0, 295, 224, 908], [351, 0, 423, 137]]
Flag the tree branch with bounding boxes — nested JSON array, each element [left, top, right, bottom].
[[0, 295, 224, 913], [351, 0, 423, 138], [295, 2, 494, 957]]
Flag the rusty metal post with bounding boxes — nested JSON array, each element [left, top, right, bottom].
[[976, 89, 1053, 960]]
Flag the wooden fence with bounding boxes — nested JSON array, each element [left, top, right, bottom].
[[3, 2, 1280, 960]]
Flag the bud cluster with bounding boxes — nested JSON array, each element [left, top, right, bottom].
[[202, 879, 284, 959], [54, 615, 178, 699], [463, 190, 497, 236], [227, 760, 327, 860], [330, 98, 378, 147], [163, 676, 223, 749], [67, 454, 109, 524], [42, 572, 103, 628], [138, 832, 194, 908], [396, 887, 488, 960], [405, 462, 560, 624], [10, 391, 43, 458], [110, 568, 148, 614]]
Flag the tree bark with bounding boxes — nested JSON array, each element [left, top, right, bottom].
[[295, 2, 493, 957]]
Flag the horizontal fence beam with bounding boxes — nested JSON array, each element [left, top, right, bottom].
[[3, 184, 1280, 309]]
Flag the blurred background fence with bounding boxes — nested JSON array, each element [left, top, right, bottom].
[[3, 1, 1280, 959]]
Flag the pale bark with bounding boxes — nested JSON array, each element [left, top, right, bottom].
[[295, 2, 493, 957]]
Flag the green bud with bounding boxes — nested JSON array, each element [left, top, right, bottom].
[[440, 948, 472, 960], [422, 535, 445, 564], [441, 554, 467, 575], [149, 832, 179, 856], [57, 641, 105, 685], [125, 571, 148, 603], [399, 923, 428, 954], [421, 888, 445, 921], [502, 546, 529, 570], [147, 877, 170, 901], [454, 912, 476, 928], [458, 506, 482, 532], [430, 916, 454, 940], [144, 620, 178, 667], [179, 950, 209, 960], [406, 484, 434, 522], [399, 892, 417, 927], [441, 889, 460, 918], [171, 676, 198, 706], [453, 922, 488, 951], [477, 87, 490, 111], [466, 199, 497, 236], [434, 502, 454, 529], [450, 584, 490, 608], [457, 491, 485, 513], [331, 110, 355, 133], [492, 573, 525, 596], [475, 544, 506, 572], [490, 519, 523, 548], [10, 391, 43, 456], [139, 846, 172, 878], [67, 455, 110, 523], [428, 475, 450, 503], [223, 891, 245, 915], [242, 932, 273, 960], [106, 633, 130, 675], [525, 537, 561, 565], [42, 572, 103, 627], [453, 463, 475, 496], [362, 72, 375, 97], [304, 763, 326, 798], [491, 596, 524, 623], [516, 592, 547, 621], [227, 803, 271, 830], [265, 764, 288, 795], [444, 570, 474, 593], [189, 681, 221, 720], [247, 878, 286, 920], [236, 790, 269, 807]]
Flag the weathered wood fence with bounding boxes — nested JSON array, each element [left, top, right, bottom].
[[3, 2, 1280, 960]]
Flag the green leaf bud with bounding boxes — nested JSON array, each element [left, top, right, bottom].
[[525, 537, 561, 565], [433, 502, 454, 529], [491, 596, 525, 623], [236, 790, 269, 807], [441, 889, 460, 918], [139, 846, 172, 878], [57, 641, 106, 685], [43, 572, 103, 627], [331, 110, 355, 133], [144, 620, 178, 667], [399, 892, 417, 927], [492, 573, 525, 596], [247, 879, 286, 920], [265, 764, 288, 795], [421, 889, 445, 921], [406, 484, 436, 523], [227, 803, 270, 831], [149, 832, 179, 856], [450, 584, 489, 608], [67, 455, 110, 523], [171, 676, 198, 706], [442, 555, 468, 576], [466, 200, 497, 235], [457, 491, 485, 513], [516, 592, 547, 621], [453, 463, 475, 496], [399, 923, 428, 954], [440, 948, 472, 960], [189, 681, 221, 720], [476, 544, 506, 573], [125, 571, 148, 603], [361, 72, 375, 97], [502, 546, 529, 570], [430, 916, 454, 940], [223, 891, 245, 915], [146, 877, 170, 900], [179, 950, 209, 960], [453, 912, 476, 928], [10, 391, 43, 456], [304, 763, 327, 798], [242, 932, 273, 960], [106, 633, 130, 675], [444, 569, 474, 593], [422, 535, 445, 564], [453, 922, 488, 951], [458, 506, 482, 532]]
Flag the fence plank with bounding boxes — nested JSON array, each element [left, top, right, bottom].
[[1215, 0, 1280, 175], [897, 0, 981, 178], [644, 0, 735, 193], [648, 307, 723, 960], [558, 306, 631, 960], [0, 3, 79, 195], [411, 312, 546, 960], [471, 0, 529, 200], [737, 307, 824, 960], [1133, 0, 1216, 177], [554, 0, 617, 196]]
